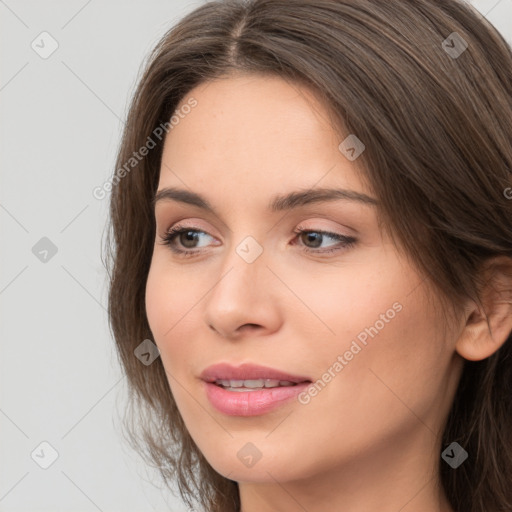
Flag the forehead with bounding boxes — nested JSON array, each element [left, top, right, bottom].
[[173, 72, 335, 134], [158, 73, 371, 208]]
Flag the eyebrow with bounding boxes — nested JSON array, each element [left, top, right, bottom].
[[152, 186, 378, 213]]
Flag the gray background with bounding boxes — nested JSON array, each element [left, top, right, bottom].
[[1, 1, 511, 511]]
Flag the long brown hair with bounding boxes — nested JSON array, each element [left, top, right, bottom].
[[104, 1, 512, 510]]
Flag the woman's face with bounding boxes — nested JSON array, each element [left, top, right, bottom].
[[145, 73, 464, 486]]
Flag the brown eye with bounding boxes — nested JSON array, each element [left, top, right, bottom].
[[159, 226, 215, 256], [294, 229, 357, 254], [177, 230, 201, 248], [300, 231, 323, 248]]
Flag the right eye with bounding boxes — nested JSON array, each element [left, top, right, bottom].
[[159, 225, 216, 257]]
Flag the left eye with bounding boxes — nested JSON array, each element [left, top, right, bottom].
[[159, 226, 357, 257], [291, 228, 357, 254]]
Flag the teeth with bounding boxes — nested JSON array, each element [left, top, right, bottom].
[[215, 379, 297, 390]]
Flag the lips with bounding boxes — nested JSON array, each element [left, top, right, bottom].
[[199, 363, 312, 416], [214, 378, 297, 390], [200, 363, 311, 385]]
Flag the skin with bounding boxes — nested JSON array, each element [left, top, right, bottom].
[[145, 72, 512, 512]]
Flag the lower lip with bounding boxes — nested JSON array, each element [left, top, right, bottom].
[[204, 382, 311, 416]]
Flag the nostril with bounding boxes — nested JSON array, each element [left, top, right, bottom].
[[240, 323, 261, 331]]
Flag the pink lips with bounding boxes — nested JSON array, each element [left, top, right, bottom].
[[200, 363, 312, 416]]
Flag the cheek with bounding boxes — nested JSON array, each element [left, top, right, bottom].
[[145, 260, 200, 361], [290, 254, 446, 421], [309, 279, 446, 443], [365, 286, 448, 408], [284, 251, 408, 359]]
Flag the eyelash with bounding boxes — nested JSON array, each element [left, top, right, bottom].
[[158, 224, 357, 258]]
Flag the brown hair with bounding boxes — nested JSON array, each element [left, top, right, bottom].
[[104, 1, 512, 511]]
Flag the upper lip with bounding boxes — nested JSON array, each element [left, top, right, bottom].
[[200, 363, 312, 383]]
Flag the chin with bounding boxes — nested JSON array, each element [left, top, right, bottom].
[[197, 438, 317, 484]]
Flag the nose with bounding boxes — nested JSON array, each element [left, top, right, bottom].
[[203, 240, 282, 340]]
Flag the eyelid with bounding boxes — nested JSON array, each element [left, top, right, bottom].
[[160, 218, 218, 237], [160, 219, 351, 242], [295, 219, 357, 236]]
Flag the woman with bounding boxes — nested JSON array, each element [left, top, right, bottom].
[[105, 1, 512, 511]]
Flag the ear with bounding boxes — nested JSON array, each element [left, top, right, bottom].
[[455, 256, 512, 361]]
